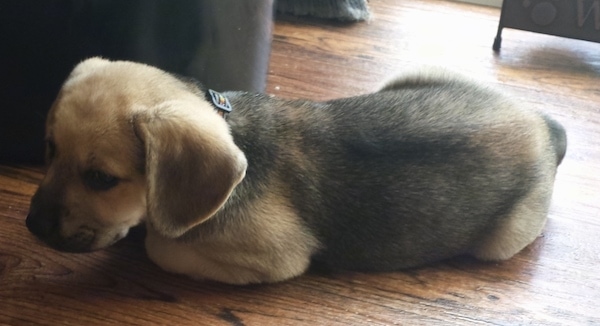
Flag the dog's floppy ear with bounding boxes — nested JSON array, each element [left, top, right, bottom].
[[134, 102, 247, 238]]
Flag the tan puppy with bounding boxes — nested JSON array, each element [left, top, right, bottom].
[[27, 58, 566, 284]]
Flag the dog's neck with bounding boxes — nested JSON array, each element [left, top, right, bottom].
[[206, 89, 232, 119]]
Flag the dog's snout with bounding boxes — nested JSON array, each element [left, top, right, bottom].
[[25, 190, 58, 238], [26, 189, 62, 240], [61, 228, 96, 253], [26, 210, 59, 238], [26, 188, 98, 253]]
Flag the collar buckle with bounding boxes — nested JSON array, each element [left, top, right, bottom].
[[206, 89, 232, 119]]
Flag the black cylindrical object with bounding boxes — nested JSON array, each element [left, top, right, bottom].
[[0, 0, 274, 163]]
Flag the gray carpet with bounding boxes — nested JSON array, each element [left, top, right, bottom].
[[276, 0, 370, 21]]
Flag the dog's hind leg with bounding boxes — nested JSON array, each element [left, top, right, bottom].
[[471, 173, 555, 261], [472, 115, 566, 261]]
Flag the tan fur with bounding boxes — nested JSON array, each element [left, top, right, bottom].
[[472, 121, 557, 260], [134, 100, 247, 238], [146, 184, 319, 284], [32, 57, 247, 248], [27, 58, 565, 284], [28, 57, 310, 282]]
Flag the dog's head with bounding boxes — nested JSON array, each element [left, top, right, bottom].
[[26, 57, 247, 252]]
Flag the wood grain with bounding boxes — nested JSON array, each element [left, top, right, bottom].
[[1, 0, 600, 325]]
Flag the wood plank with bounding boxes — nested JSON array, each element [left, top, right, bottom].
[[1, 0, 599, 324]]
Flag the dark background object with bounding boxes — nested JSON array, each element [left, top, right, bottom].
[[493, 0, 600, 51], [0, 0, 274, 163], [276, 0, 370, 21]]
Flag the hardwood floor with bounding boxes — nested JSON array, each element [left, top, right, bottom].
[[1, 0, 599, 325]]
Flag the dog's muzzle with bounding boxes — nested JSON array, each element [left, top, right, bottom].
[[26, 192, 96, 253]]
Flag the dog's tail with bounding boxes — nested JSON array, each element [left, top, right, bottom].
[[542, 114, 567, 166], [379, 67, 469, 92]]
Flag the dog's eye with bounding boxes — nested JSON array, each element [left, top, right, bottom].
[[83, 170, 119, 191]]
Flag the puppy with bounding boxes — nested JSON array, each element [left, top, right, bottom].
[[26, 58, 566, 284]]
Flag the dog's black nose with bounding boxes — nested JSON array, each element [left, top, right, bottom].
[[25, 188, 92, 253], [25, 191, 61, 239], [26, 211, 59, 239]]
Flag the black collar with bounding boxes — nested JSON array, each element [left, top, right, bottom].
[[206, 89, 232, 119]]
